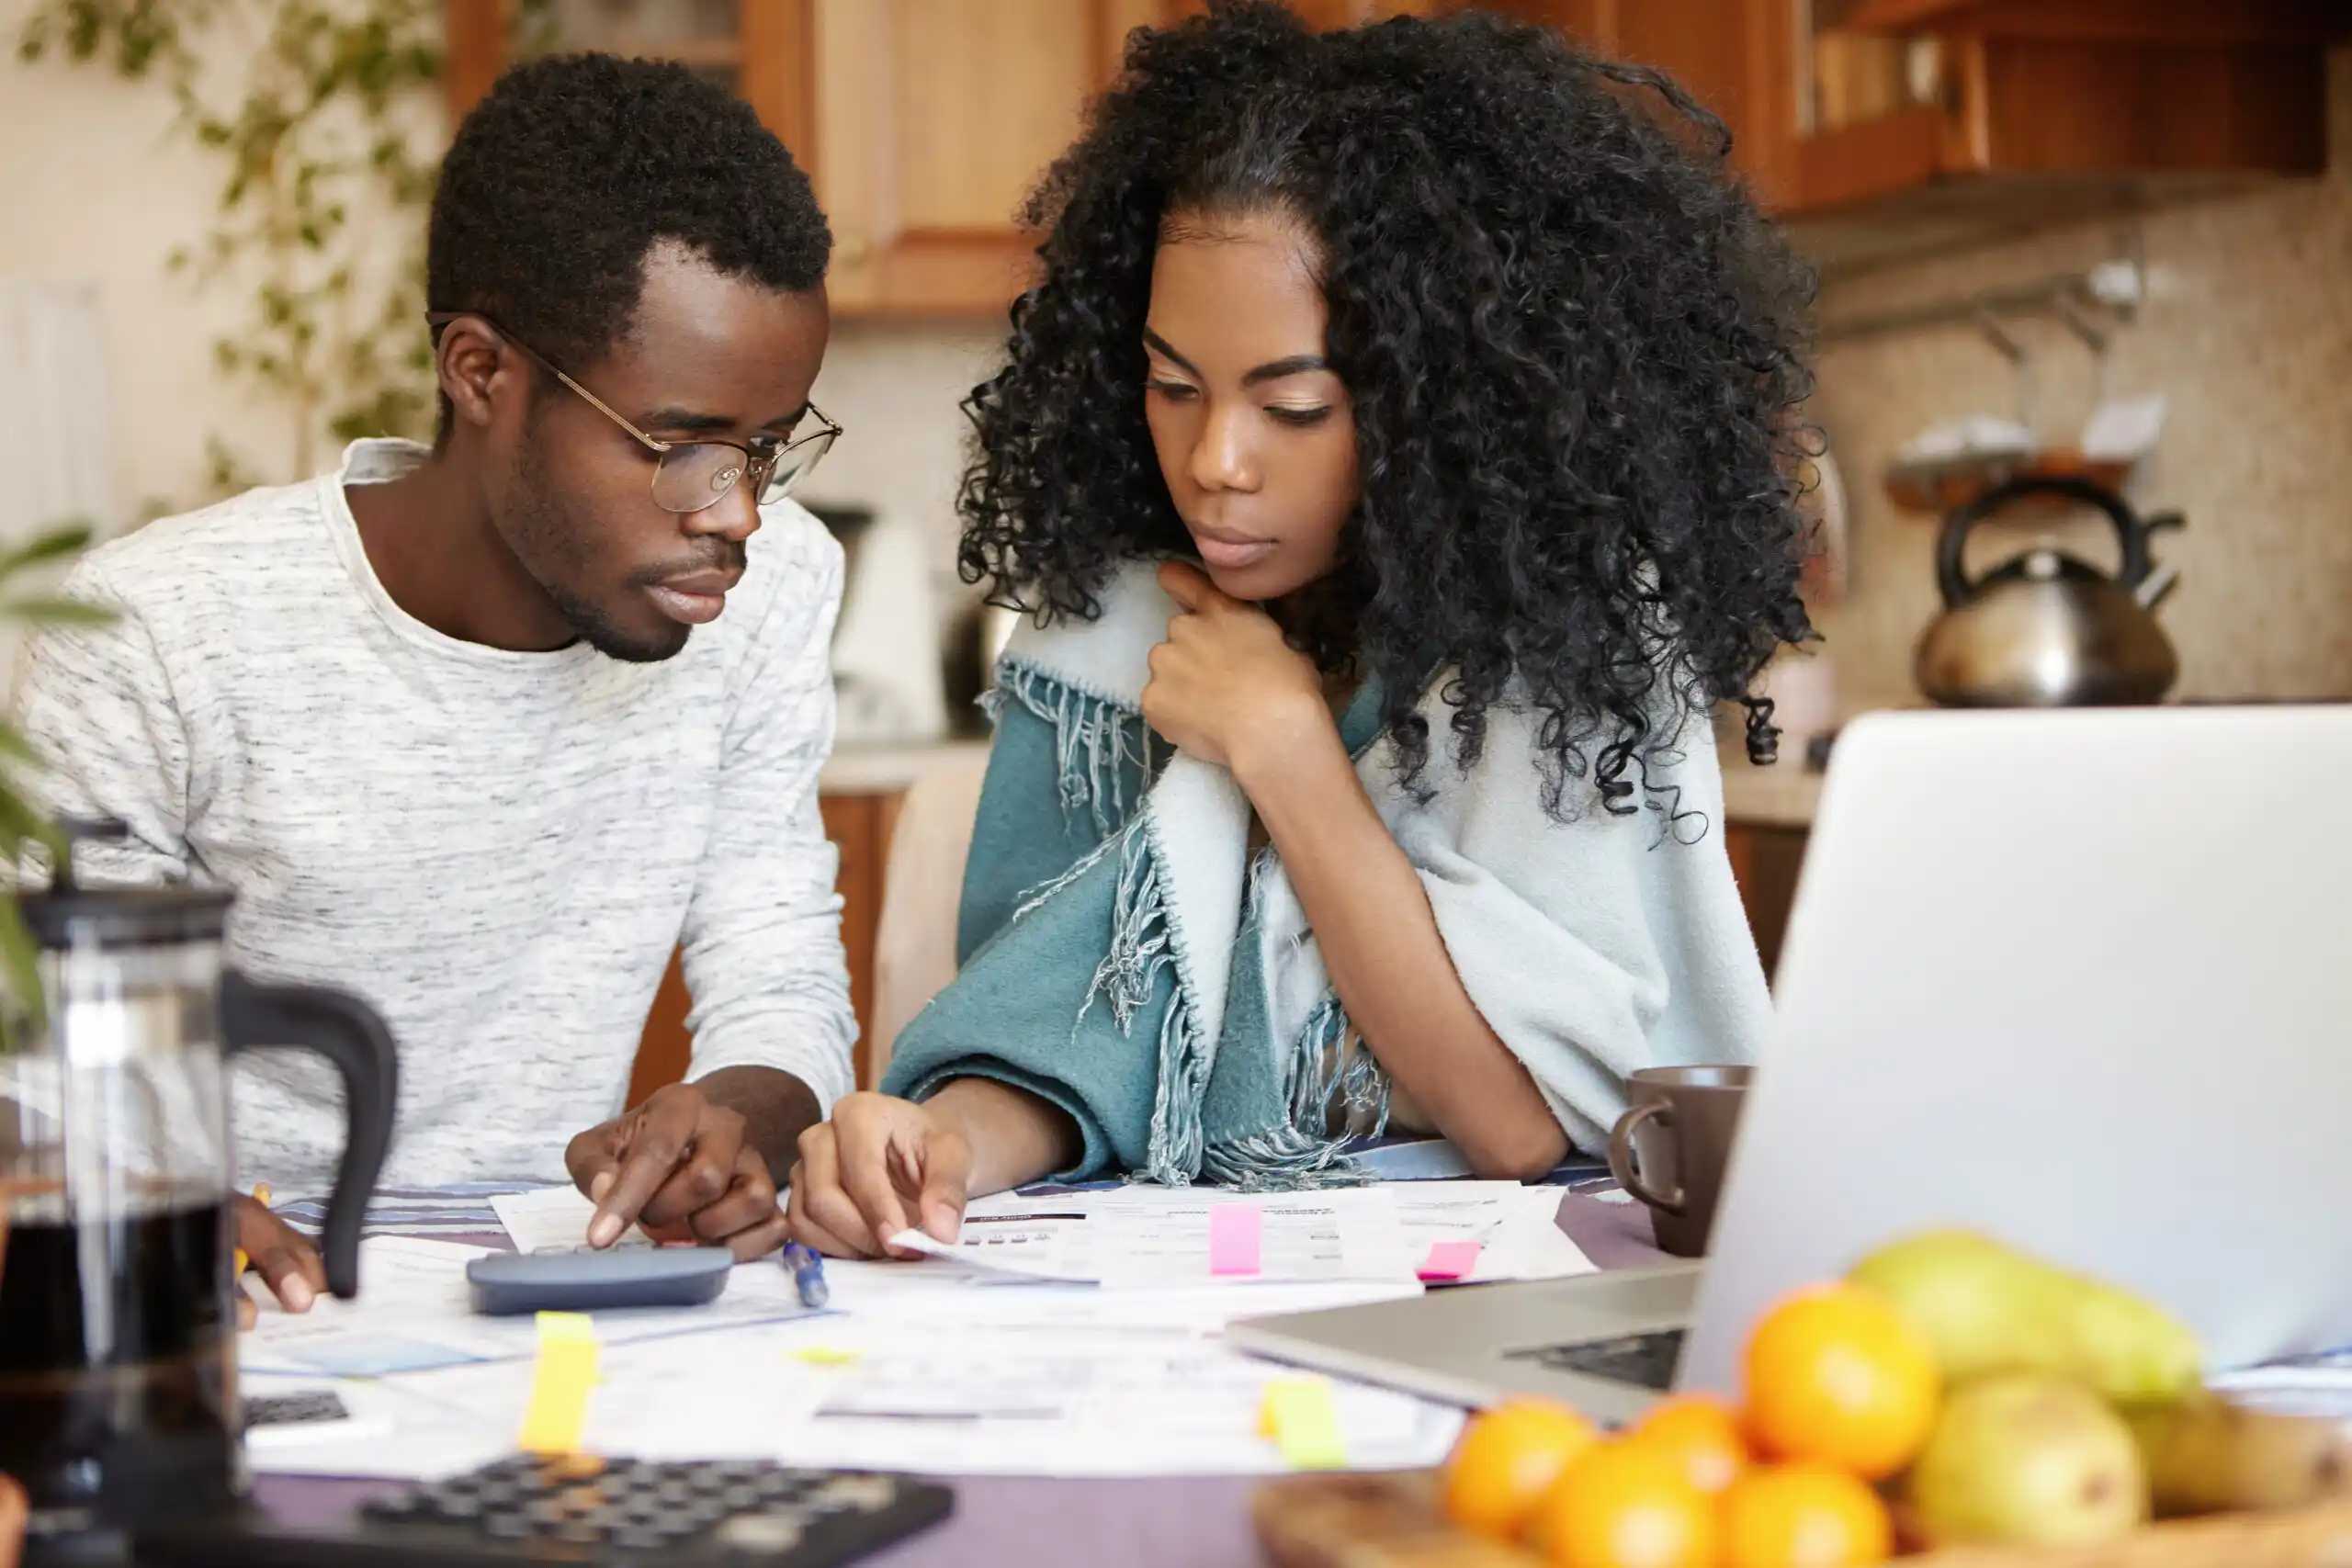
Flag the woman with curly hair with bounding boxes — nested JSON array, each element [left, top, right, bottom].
[[785, 0, 1816, 1257]]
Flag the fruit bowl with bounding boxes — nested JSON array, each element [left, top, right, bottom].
[[1254, 1472, 2352, 1568]]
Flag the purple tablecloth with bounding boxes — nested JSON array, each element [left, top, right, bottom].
[[254, 1190, 1668, 1568]]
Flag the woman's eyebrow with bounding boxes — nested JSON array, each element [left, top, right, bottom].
[[1243, 354, 1330, 385], [1141, 327, 1197, 374]]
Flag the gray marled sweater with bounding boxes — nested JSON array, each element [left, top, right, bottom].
[[12, 439, 855, 1189]]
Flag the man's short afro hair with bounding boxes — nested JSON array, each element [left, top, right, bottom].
[[428, 51, 830, 398]]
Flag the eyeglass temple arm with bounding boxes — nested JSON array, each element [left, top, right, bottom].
[[424, 310, 672, 457]]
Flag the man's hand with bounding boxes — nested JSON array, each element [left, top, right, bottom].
[[565, 1081, 789, 1261], [234, 1194, 325, 1329], [785, 1092, 971, 1259]]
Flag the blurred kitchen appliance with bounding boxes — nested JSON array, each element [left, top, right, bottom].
[[1914, 476, 2181, 708], [941, 599, 1019, 739]]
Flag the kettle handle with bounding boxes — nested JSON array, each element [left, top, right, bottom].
[[1935, 476, 2157, 608], [220, 972, 399, 1300]]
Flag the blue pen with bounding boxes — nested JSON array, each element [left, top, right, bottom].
[[781, 1240, 830, 1309]]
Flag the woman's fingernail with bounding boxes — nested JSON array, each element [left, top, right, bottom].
[[589, 1171, 615, 1202], [283, 1276, 315, 1313], [589, 1213, 621, 1248]]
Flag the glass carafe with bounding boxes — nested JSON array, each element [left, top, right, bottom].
[[0, 825, 396, 1560]]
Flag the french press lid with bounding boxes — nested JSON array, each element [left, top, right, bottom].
[[14, 816, 232, 951]]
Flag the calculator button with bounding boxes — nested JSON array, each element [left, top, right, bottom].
[[718, 1483, 763, 1511], [483, 1514, 534, 1540], [552, 1519, 604, 1545], [714, 1514, 806, 1553], [809, 1475, 898, 1511], [613, 1526, 669, 1551]]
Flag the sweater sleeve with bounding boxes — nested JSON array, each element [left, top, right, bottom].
[[11, 558, 200, 886], [1384, 705, 1775, 1154], [881, 684, 1160, 1180], [676, 529, 856, 1112]]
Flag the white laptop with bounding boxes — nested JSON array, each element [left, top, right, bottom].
[[1229, 707, 2352, 1422]]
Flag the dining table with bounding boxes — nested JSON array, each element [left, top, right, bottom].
[[249, 1186, 1669, 1568]]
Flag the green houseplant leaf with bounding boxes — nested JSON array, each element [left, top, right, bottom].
[[0, 522, 107, 1036]]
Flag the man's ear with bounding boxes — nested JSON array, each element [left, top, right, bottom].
[[435, 316, 518, 434]]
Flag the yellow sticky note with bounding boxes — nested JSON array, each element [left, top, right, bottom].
[[517, 1311, 600, 1454], [787, 1346, 858, 1367], [1258, 1377, 1346, 1470]]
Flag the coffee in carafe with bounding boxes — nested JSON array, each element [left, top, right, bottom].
[[4, 818, 396, 1561], [0, 1191, 240, 1531]]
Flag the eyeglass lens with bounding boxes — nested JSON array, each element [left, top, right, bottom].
[[649, 430, 838, 515]]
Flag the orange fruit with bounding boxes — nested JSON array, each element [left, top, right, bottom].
[[1721, 1461, 1894, 1568], [1443, 1399, 1601, 1540], [1627, 1394, 1750, 1495], [1529, 1439, 1717, 1568], [1744, 1282, 1938, 1480]]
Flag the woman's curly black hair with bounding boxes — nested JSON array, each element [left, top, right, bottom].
[[958, 1, 1818, 818]]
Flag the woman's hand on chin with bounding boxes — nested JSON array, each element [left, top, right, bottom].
[[1144, 560, 1332, 775]]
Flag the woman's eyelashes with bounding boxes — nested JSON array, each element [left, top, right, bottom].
[[1146, 378, 1333, 430]]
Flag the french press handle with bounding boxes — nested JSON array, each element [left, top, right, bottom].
[[220, 974, 399, 1300]]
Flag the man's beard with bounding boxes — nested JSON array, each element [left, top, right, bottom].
[[503, 435, 692, 664]]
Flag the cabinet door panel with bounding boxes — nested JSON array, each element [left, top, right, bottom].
[[894, 1, 1095, 231]]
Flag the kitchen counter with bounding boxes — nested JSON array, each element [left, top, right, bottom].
[[820, 739, 991, 795], [829, 737, 1827, 825], [1717, 746, 1824, 829]]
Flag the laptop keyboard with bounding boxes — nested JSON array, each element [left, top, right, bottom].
[[1506, 1328, 1686, 1391]]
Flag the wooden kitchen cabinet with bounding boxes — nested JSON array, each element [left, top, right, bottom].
[[627, 788, 905, 1106], [1484, 0, 2346, 273], [1724, 821, 1807, 983]]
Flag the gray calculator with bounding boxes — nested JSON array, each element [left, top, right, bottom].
[[465, 1247, 734, 1315]]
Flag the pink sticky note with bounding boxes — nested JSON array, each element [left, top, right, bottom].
[[1207, 1202, 1262, 1277], [1418, 1240, 1484, 1282]]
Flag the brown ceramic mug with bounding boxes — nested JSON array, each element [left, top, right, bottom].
[[1606, 1066, 1753, 1258]]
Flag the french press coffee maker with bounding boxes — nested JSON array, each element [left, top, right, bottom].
[[0, 820, 397, 1560]]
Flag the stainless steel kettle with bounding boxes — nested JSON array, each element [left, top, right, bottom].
[[1915, 476, 2183, 707]]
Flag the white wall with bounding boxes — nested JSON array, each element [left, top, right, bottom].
[[0, 0, 304, 520]]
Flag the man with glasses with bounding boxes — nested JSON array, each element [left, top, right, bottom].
[[15, 54, 854, 1292]]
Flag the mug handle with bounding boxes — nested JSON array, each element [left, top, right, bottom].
[[1607, 1100, 1686, 1217], [220, 972, 399, 1301]]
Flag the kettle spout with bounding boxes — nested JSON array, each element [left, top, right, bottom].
[[2134, 559, 2180, 611]]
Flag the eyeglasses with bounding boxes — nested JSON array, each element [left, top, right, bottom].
[[425, 312, 841, 514]]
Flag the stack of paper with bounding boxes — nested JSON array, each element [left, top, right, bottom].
[[241, 1178, 1592, 1483]]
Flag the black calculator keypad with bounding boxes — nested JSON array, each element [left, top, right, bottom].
[[338, 1455, 951, 1563]]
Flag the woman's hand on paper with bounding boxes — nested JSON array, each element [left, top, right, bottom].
[[785, 1092, 970, 1259], [1145, 561, 1329, 774], [233, 1194, 326, 1329]]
